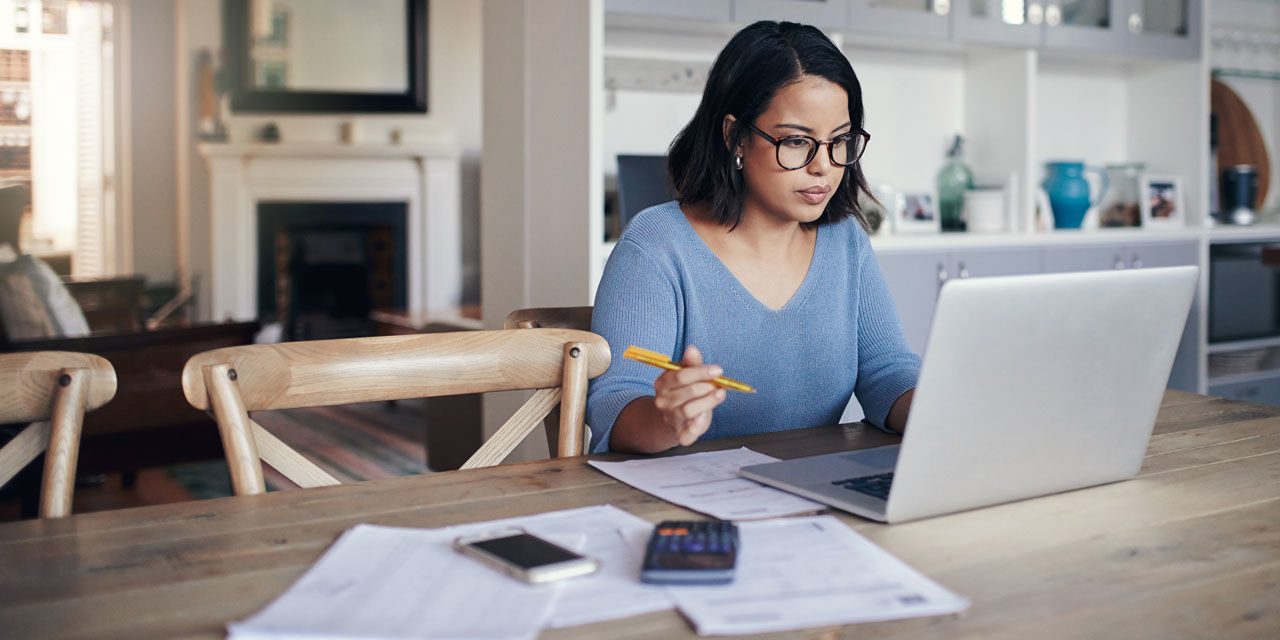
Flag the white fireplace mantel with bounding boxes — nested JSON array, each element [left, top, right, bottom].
[[198, 141, 462, 322]]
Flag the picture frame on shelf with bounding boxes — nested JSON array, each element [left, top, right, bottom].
[[892, 191, 940, 234], [1141, 175, 1184, 229]]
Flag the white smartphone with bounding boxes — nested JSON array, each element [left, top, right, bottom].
[[453, 528, 599, 584]]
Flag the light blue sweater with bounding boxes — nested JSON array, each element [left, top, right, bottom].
[[587, 200, 921, 453]]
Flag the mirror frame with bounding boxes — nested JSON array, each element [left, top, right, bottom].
[[223, 0, 428, 113]]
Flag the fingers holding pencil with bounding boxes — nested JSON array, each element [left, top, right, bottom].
[[652, 346, 726, 446]]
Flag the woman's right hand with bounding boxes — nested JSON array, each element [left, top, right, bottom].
[[652, 345, 727, 446]]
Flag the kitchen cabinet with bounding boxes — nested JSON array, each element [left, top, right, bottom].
[[877, 246, 1041, 354], [951, 0, 1043, 47], [953, 0, 1125, 54], [846, 0, 951, 39], [951, 0, 1199, 59], [1029, 240, 1201, 391], [1041, 240, 1197, 273], [604, 0, 732, 23], [879, 240, 1200, 392], [735, 0, 847, 30], [1123, 0, 1200, 60], [1209, 375, 1280, 407]]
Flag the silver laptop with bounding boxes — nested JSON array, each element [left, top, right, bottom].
[[740, 266, 1199, 523]]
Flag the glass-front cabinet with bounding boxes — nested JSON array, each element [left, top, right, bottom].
[[848, 0, 951, 40], [1125, 0, 1200, 59], [1043, 0, 1126, 54], [952, 0, 1042, 46], [953, 0, 1125, 53]]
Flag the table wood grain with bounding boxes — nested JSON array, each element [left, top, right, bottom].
[[1, 390, 1278, 639]]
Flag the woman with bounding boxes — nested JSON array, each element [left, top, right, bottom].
[[587, 21, 919, 454]]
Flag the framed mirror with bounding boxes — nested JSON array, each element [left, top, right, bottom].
[[223, 0, 427, 113]]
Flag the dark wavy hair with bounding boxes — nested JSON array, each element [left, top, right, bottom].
[[668, 21, 870, 230]]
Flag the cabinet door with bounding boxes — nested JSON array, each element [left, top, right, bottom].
[[1127, 241, 1201, 392], [848, 0, 951, 39], [952, 0, 1042, 47], [949, 246, 1042, 280], [1042, 0, 1126, 54], [876, 250, 946, 356], [734, 0, 847, 29], [1124, 0, 1200, 59], [1041, 243, 1128, 273], [1123, 241, 1197, 270], [605, 0, 732, 22]]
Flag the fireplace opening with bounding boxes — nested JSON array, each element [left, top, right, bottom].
[[258, 202, 407, 340]]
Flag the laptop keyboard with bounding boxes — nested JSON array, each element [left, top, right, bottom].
[[831, 472, 895, 501]]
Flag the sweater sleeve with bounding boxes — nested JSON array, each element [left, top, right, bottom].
[[586, 239, 682, 453], [852, 231, 922, 430]]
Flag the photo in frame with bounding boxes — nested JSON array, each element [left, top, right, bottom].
[[1141, 175, 1184, 229], [892, 191, 941, 234]]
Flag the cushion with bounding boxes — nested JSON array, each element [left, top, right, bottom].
[[0, 255, 89, 340]]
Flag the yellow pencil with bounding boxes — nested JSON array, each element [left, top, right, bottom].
[[623, 345, 756, 393]]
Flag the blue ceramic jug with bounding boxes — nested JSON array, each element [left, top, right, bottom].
[[1042, 161, 1108, 229]]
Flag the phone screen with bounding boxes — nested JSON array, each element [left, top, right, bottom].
[[468, 534, 582, 570]]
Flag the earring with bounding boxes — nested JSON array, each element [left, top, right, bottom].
[[734, 153, 743, 171]]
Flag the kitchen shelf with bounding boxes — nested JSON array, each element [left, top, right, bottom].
[[1211, 67, 1280, 81], [1207, 336, 1280, 354], [1207, 367, 1280, 388]]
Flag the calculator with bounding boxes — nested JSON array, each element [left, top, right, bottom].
[[640, 520, 738, 585]]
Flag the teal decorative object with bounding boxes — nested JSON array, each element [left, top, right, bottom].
[[1042, 161, 1107, 229]]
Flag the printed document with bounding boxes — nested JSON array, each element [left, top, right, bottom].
[[589, 447, 825, 520], [666, 515, 970, 635], [228, 505, 672, 640]]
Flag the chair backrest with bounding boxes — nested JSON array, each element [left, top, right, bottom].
[[182, 328, 610, 496], [505, 307, 595, 452], [0, 351, 116, 517]]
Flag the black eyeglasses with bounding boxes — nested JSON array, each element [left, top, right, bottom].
[[744, 122, 869, 171]]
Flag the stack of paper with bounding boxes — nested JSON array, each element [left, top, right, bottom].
[[228, 469, 969, 638], [589, 447, 826, 520], [227, 505, 670, 640]]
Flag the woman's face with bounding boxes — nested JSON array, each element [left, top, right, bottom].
[[735, 75, 850, 226]]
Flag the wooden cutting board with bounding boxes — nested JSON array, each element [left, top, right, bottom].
[[1212, 77, 1270, 209]]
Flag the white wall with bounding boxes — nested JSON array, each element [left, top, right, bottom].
[[175, 0, 483, 319], [603, 32, 966, 200]]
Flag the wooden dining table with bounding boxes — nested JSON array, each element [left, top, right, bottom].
[[2, 390, 1278, 639]]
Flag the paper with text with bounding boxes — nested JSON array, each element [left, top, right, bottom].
[[589, 447, 826, 520], [227, 505, 672, 640], [666, 515, 970, 635]]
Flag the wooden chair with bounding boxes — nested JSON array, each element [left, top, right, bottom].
[[505, 307, 594, 452], [0, 351, 116, 517], [181, 328, 610, 496]]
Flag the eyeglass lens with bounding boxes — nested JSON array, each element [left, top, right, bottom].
[[776, 135, 865, 170]]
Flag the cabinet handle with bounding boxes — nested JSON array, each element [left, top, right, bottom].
[[1028, 3, 1044, 26], [1044, 4, 1061, 27], [1128, 13, 1143, 34], [957, 261, 970, 279], [1114, 255, 1126, 270], [937, 263, 949, 286], [1131, 254, 1143, 269], [933, 0, 950, 16]]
